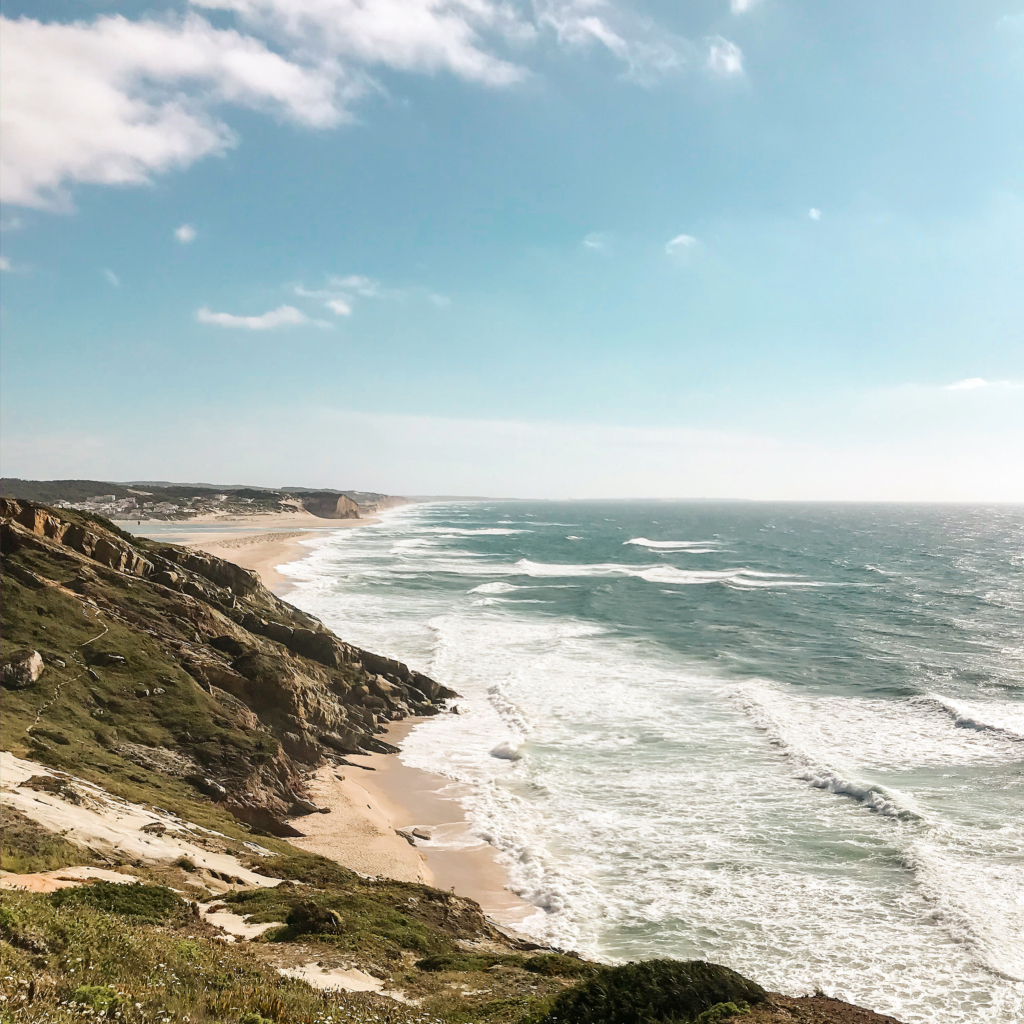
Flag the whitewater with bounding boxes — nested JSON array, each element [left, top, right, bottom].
[[282, 500, 1024, 1023]]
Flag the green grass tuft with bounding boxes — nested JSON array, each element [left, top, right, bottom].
[[49, 881, 185, 923]]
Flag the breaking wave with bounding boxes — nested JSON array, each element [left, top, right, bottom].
[[735, 682, 922, 820], [624, 537, 722, 552], [513, 559, 824, 589], [921, 694, 1024, 743]]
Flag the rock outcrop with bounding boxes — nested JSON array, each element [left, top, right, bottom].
[[1, 649, 45, 690], [297, 493, 361, 519], [0, 498, 456, 837]]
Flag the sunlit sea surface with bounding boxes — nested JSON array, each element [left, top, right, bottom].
[[281, 501, 1024, 1023]]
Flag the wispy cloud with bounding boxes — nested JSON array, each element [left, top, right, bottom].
[[730, 0, 760, 13], [191, 0, 527, 87], [174, 223, 197, 243], [664, 233, 697, 255], [0, 256, 11, 272], [536, 0, 692, 84], [196, 304, 312, 329], [809, 208, 822, 221], [295, 273, 448, 315], [582, 231, 612, 253], [103, 268, 120, 287], [706, 37, 743, 77], [946, 377, 1022, 392]]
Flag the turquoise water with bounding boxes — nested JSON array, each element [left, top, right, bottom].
[[282, 501, 1024, 1023]]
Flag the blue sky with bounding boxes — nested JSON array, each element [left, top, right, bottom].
[[1, 0, 1022, 499]]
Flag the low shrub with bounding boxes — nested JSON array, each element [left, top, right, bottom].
[[524, 959, 766, 1024], [71, 984, 125, 1012], [415, 952, 596, 979], [49, 881, 184, 923]]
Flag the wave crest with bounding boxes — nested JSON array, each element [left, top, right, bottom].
[[624, 537, 721, 551]]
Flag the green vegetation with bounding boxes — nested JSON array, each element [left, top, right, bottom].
[[224, 879, 460, 957], [415, 953, 596, 978], [49, 881, 186, 923], [70, 984, 127, 1012], [0, 561, 285, 840], [0, 889, 441, 1024], [694, 1003, 751, 1023], [523, 960, 766, 1024], [0, 806, 96, 873]]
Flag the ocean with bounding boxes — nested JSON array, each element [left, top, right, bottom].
[[280, 501, 1024, 1024]]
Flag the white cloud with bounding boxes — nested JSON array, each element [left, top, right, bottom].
[[664, 233, 697, 255], [196, 304, 309, 328], [809, 207, 822, 221], [295, 272, 448, 315], [2, 4, 740, 210], [174, 223, 198, 243], [0, 256, 11, 272], [730, 0, 759, 13], [706, 36, 743, 76], [536, 0, 691, 83], [0, 14, 352, 209], [945, 377, 1022, 391], [192, 0, 528, 86], [103, 268, 120, 286], [582, 231, 611, 252], [331, 274, 384, 297]]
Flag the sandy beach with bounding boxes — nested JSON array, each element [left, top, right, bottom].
[[290, 720, 534, 930], [122, 509, 377, 593]]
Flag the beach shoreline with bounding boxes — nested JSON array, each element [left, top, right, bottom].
[[290, 720, 534, 930], [122, 512, 533, 931], [121, 509, 378, 594]]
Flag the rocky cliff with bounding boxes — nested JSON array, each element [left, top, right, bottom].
[[0, 498, 455, 837], [296, 493, 361, 519]]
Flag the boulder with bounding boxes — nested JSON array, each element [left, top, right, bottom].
[[2, 649, 44, 689], [185, 775, 227, 799]]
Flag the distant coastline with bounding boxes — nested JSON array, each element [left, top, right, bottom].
[[121, 509, 381, 593]]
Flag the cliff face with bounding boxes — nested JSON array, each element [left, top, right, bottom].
[[0, 499, 455, 836], [296, 493, 361, 519]]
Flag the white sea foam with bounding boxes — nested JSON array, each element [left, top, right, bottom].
[[735, 684, 921, 819], [469, 582, 521, 595], [624, 537, 722, 550], [921, 694, 1024, 743], [423, 527, 532, 536], [514, 559, 827, 589]]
